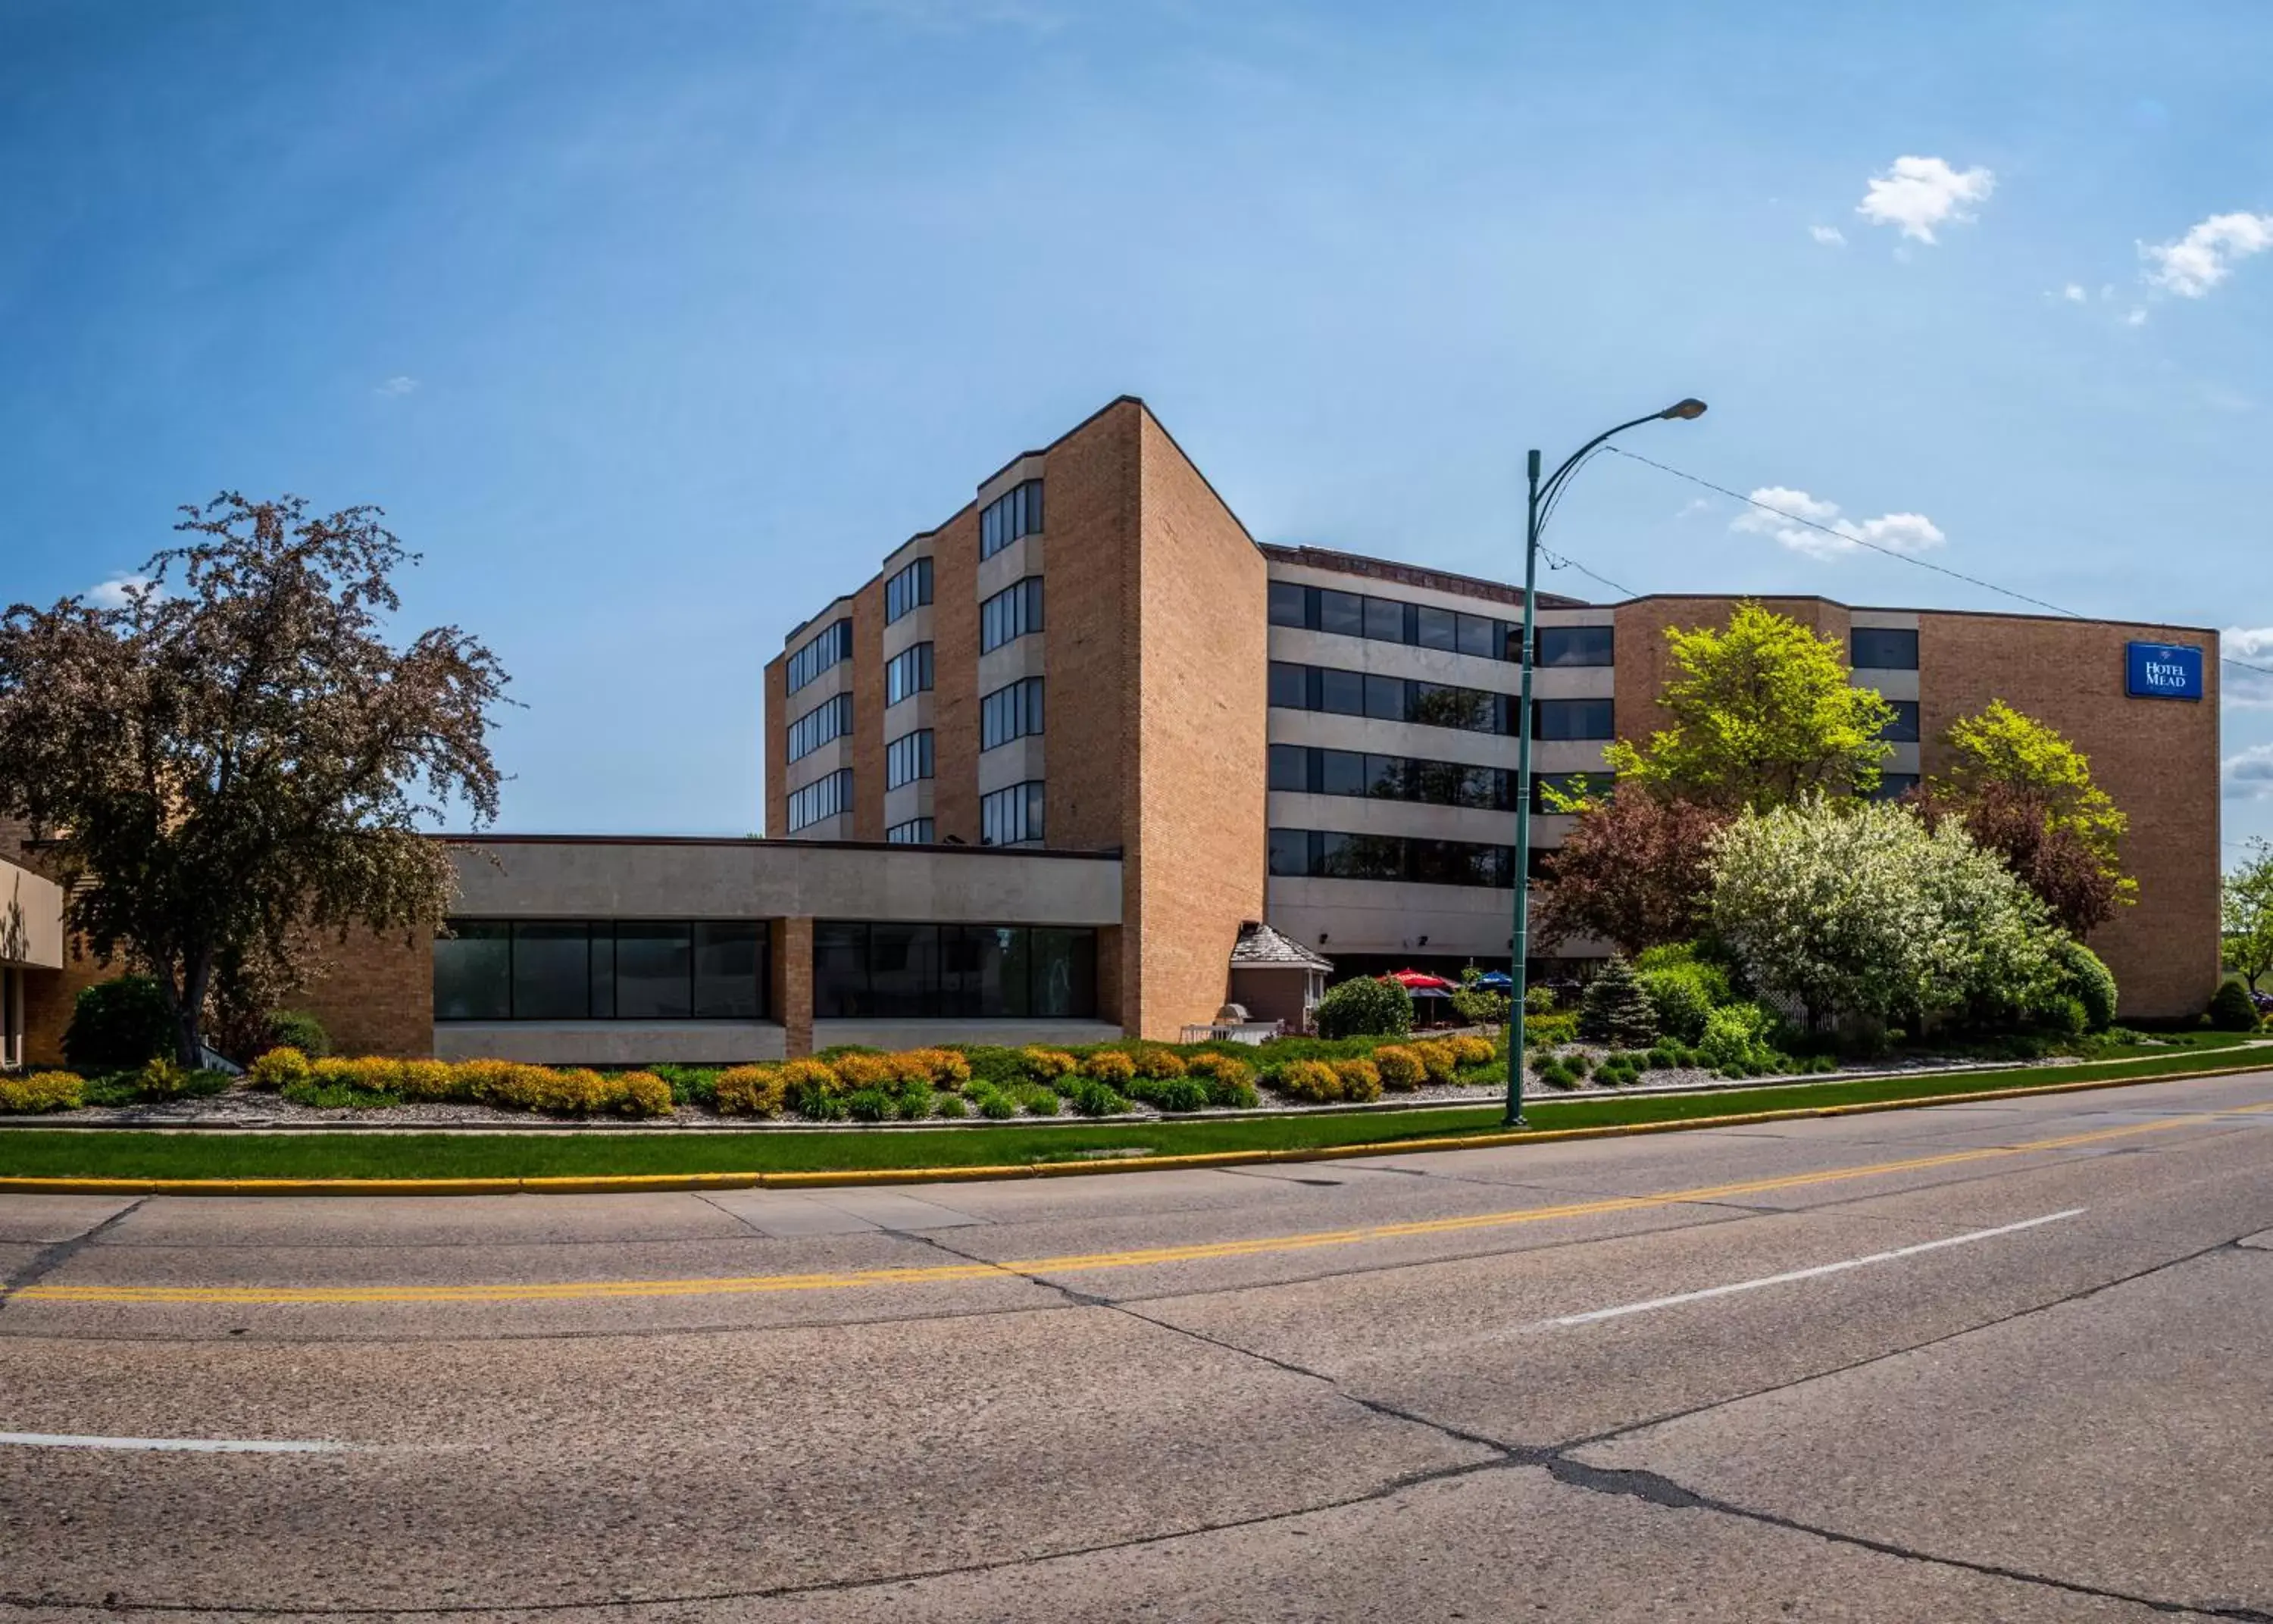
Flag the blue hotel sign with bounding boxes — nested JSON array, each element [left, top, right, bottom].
[[2126, 642, 2204, 701]]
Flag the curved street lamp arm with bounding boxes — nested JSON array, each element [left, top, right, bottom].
[[1534, 410, 1669, 518]]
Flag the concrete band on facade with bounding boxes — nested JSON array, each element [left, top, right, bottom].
[[0, 398, 2226, 1072]]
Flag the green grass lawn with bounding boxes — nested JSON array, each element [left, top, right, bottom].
[[2, 1042, 2265, 1182]]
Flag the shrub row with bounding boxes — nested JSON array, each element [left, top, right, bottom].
[[251, 1048, 674, 1117], [1266, 1035, 1494, 1104], [700, 1046, 1261, 1120], [0, 1070, 86, 1113]]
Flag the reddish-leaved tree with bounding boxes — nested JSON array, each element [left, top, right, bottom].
[[1534, 792, 1730, 957], [1911, 781, 2120, 938]]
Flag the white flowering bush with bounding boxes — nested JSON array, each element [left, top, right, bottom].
[[1709, 797, 2059, 1031]]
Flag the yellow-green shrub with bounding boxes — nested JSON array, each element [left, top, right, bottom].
[[832, 1052, 896, 1088], [905, 1047, 971, 1086], [1022, 1047, 1078, 1081], [714, 1063, 786, 1116], [248, 1047, 311, 1090], [0, 1070, 83, 1113], [1083, 1050, 1136, 1085], [778, 1057, 842, 1113], [1130, 1046, 1187, 1079], [1372, 1045, 1427, 1089], [449, 1059, 519, 1102], [882, 1051, 936, 1086], [138, 1056, 192, 1098], [1333, 1058, 1383, 1102], [603, 1070, 674, 1117], [397, 1060, 463, 1101], [1277, 1059, 1341, 1102], [1450, 1035, 1495, 1068], [1185, 1053, 1252, 1085], [1411, 1040, 1457, 1084]]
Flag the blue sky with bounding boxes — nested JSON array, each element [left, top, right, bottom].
[[5, 0, 2269, 854]]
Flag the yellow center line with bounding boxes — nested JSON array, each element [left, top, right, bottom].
[[15, 1103, 2268, 1307]]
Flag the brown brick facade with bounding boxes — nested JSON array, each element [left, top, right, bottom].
[[850, 576, 887, 842], [292, 928, 436, 1058], [931, 509, 983, 845]]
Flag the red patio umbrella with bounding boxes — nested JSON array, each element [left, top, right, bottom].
[[1383, 969, 1456, 992]]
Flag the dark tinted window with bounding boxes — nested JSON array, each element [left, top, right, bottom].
[[1851, 628, 1919, 670], [1319, 589, 1365, 636], [1268, 743, 1308, 792], [1268, 828, 1311, 876], [1537, 626, 1615, 667], [434, 923, 510, 1020], [1364, 673, 1405, 721], [615, 923, 693, 1020], [1268, 581, 1310, 627], [692, 923, 762, 1020], [1415, 605, 1457, 651], [1268, 661, 1308, 708], [1535, 698, 1615, 740], [813, 921, 1096, 1020], [1364, 595, 1405, 643], [1457, 613, 1499, 658], [1319, 667, 1365, 715], [1867, 772, 1921, 801], [511, 923, 590, 1020], [1318, 748, 1367, 796], [1880, 700, 1921, 743]]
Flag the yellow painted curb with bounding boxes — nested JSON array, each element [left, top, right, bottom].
[[0, 1059, 2263, 1198]]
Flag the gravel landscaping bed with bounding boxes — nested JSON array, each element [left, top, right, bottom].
[[0, 1047, 2128, 1132]]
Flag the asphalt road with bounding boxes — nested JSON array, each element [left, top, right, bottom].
[[2, 1071, 2271, 1622]]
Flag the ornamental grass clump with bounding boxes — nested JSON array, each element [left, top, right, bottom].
[[1371, 1045, 1427, 1090], [1065, 1079, 1129, 1116], [0, 1070, 84, 1113], [1014, 1083, 1061, 1116]]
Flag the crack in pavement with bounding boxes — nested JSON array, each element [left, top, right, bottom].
[[0, 1200, 144, 1315]]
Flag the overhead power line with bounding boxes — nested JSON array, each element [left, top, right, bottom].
[[1603, 445, 2273, 685]]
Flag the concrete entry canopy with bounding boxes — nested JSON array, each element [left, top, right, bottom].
[[1, 854, 66, 1072]]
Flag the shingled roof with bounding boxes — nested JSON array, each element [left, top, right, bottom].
[[1229, 920, 1333, 973]]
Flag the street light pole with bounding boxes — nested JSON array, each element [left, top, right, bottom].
[[1505, 398, 1707, 1126]]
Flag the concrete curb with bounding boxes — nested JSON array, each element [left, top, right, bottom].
[[0, 1061, 2262, 1198]]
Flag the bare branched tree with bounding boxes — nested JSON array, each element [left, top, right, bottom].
[[0, 495, 508, 1064]]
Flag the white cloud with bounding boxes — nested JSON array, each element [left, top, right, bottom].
[[1731, 486, 1946, 563], [86, 573, 157, 607], [2124, 307, 2150, 326], [2226, 742, 2273, 800], [374, 375, 420, 398], [2225, 628, 2273, 708], [2140, 212, 2273, 298], [1856, 155, 1995, 244], [1676, 497, 1712, 520], [1809, 224, 1846, 247], [2062, 283, 2087, 302]]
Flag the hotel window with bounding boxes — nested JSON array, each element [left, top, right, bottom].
[[787, 767, 853, 832], [981, 676, 1045, 749], [885, 642, 934, 705], [1851, 627, 1919, 670], [1269, 743, 1511, 810], [1879, 700, 1921, 744], [1865, 773, 1921, 802], [885, 556, 933, 624], [980, 479, 1044, 560], [1266, 661, 1507, 736], [786, 619, 852, 694], [435, 920, 768, 1021], [886, 728, 934, 789], [1266, 582, 1518, 662], [980, 576, 1044, 652], [786, 692, 853, 764], [885, 817, 936, 844], [981, 779, 1045, 845], [1266, 829, 1515, 889], [1532, 770, 1612, 814], [812, 922, 1096, 1020], [1534, 698, 1615, 740], [1536, 626, 1615, 667]]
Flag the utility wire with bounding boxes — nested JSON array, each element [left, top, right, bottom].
[[1604, 444, 2273, 685], [1539, 544, 1638, 600]]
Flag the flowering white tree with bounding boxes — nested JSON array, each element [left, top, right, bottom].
[[1709, 797, 2057, 1031]]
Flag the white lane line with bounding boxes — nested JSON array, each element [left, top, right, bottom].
[[1548, 1208, 2087, 1328], [0, 1432, 345, 1454]]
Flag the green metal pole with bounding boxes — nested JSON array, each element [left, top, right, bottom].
[[1505, 448, 1541, 1126]]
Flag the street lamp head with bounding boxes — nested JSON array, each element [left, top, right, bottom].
[[1660, 398, 1709, 421]]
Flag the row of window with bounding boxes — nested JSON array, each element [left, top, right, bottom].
[[815, 920, 1096, 1020], [886, 642, 934, 705], [886, 817, 935, 844], [885, 556, 933, 624], [788, 767, 853, 832], [1268, 661, 1616, 740], [981, 779, 1044, 845], [786, 692, 853, 764], [1268, 828, 1543, 889], [981, 576, 1044, 653], [1268, 581, 1617, 668], [1268, 745, 1614, 814], [981, 676, 1045, 751], [786, 620, 852, 695], [1852, 628, 1918, 670], [435, 920, 769, 1023], [980, 479, 1044, 560], [886, 728, 934, 789]]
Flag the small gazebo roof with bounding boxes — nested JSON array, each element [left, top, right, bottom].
[[1229, 920, 1333, 973]]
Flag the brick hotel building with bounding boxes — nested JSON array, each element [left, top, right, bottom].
[[0, 397, 2224, 1070]]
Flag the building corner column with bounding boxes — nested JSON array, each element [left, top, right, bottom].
[[777, 917, 814, 1058]]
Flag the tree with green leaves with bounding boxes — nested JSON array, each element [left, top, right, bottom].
[[1605, 601, 1897, 810], [1931, 700, 2134, 918], [0, 495, 509, 1066], [2225, 837, 2273, 995]]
